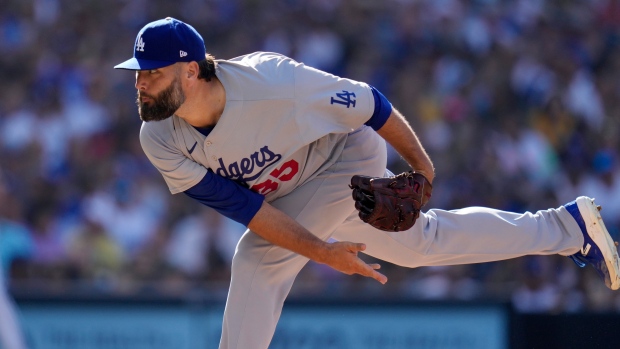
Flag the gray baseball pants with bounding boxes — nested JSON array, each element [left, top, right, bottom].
[[219, 126, 583, 349]]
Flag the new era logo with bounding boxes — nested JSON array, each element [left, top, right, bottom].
[[136, 36, 145, 52], [180, 50, 188, 57]]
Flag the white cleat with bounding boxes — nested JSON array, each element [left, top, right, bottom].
[[566, 197, 620, 290]]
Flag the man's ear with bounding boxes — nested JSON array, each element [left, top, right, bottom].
[[186, 61, 199, 79]]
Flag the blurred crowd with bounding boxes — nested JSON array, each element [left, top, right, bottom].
[[1, 0, 620, 313]]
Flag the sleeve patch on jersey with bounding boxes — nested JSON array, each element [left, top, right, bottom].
[[330, 90, 357, 108]]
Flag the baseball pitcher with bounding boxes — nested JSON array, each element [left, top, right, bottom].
[[115, 18, 620, 349]]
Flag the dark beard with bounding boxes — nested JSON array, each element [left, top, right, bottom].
[[136, 78, 185, 122]]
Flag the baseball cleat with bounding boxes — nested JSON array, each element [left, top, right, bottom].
[[566, 196, 620, 290]]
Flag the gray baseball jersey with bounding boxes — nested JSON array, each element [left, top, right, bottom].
[[140, 52, 374, 202]]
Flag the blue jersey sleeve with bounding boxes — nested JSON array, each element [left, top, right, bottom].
[[364, 86, 393, 131], [184, 171, 265, 226]]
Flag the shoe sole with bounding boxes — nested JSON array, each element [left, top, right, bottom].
[[577, 196, 620, 290]]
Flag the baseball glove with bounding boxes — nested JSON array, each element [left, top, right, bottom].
[[350, 171, 432, 232]]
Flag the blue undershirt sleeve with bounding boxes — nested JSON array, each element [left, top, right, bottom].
[[365, 86, 393, 131], [184, 171, 265, 226]]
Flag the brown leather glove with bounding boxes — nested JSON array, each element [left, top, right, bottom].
[[350, 171, 432, 232]]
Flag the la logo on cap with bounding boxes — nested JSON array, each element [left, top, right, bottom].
[[136, 36, 145, 52]]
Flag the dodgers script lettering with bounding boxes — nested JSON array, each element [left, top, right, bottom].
[[216, 146, 282, 183]]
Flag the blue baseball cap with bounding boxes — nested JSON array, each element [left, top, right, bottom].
[[114, 17, 206, 70]]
